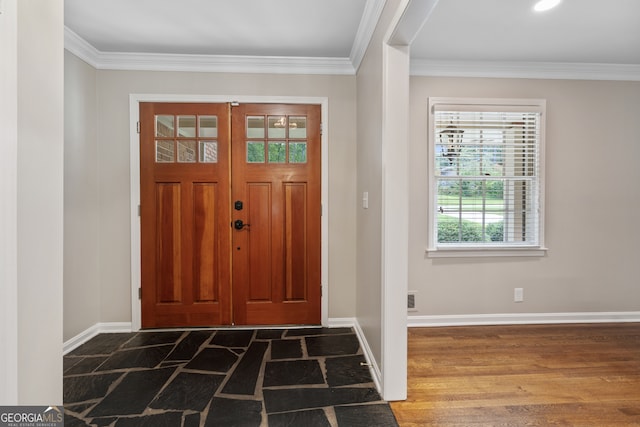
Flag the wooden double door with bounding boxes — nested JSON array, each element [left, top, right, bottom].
[[140, 102, 321, 328]]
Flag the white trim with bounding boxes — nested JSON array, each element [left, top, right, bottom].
[[426, 247, 548, 258], [129, 95, 330, 332], [378, 2, 411, 402], [388, 0, 440, 46], [328, 317, 382, 394], [63, 322, 133, 355], [350, 0, 387, 72], [0, 0, 18, 404], [408, 312, 640, 328], [411, 59, 640, 82], [97, 52, 354, 76], [63, 26, 100, 68], [64, 26, 354, 75], [327, 317, 359, 328]]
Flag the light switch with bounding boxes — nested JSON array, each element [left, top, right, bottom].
[[362, 192, 369, 209]]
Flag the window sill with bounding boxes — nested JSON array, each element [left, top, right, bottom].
[[426, 246, 548, 258]]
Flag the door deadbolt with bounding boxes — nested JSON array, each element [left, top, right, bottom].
[[234, 200, 243, 211]]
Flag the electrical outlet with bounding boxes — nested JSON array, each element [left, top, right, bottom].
[[514, 287, 524, 303], [407, 291, 417, 312]]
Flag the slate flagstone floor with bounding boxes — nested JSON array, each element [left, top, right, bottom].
[[63, 327, 398, 426]]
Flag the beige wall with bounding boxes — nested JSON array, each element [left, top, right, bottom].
[[90, 70, 357, 325], [64, 51, 100, 340], [355, 0, 404, 373], [409, 76, 640, 316]]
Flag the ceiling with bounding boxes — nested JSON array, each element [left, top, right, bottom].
[[64, 0, 640, 78], [411, 0, 640, 64], [65, 0, 368, 58]]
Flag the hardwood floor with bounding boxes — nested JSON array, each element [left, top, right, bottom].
[[390, 323, 640, 426]]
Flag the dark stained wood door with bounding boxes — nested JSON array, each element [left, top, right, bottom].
[[231, 104, 321, 325], [140, 102, 321, 327], [140, 103, 231, 327]]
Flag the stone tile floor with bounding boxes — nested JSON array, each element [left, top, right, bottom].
[[63, 327, 398, 426]]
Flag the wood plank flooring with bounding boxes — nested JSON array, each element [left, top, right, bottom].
[[390, 323, 640, 426]]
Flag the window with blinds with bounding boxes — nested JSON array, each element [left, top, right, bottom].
[[428, 98, 546, 255]]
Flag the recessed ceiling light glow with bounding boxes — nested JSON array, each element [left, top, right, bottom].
[[534, 0, 562, 12]]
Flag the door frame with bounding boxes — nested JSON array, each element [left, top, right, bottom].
[[128, 94, 329, 331]]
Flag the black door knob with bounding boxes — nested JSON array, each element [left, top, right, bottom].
[[234, 219, 250, 230]]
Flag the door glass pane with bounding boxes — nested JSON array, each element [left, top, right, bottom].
[[177, 140, 196, 162], [156, 115, 174, 137], [268, 116, 287, 138], [178, 115, 196, 137], [247, 142, 265, 163], [289, 116, 307, 138], [156, 140, 174, 162], [268, 142, 286, 163], [199, 116, 218, 137], [247, 116, 265, 138], [289, 142, 307, 163], [199, 141, 218, 163]]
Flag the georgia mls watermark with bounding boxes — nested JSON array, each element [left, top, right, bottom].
[[0, 406, 63, 427]]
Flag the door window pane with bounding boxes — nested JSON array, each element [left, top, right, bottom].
[[247, 116, 265, 138], [156, 115, 174, 137], [156, 140, 174, 162], [178, 115, 196, 137], [199, 116, 218, 138], [177, 140, 196, 162], [289, 142, 307, 163], [247, 142, 265, 163], [289, 116, 307, 138], [199, 141, 218, 163], [268, 116, 287, 138], [268, 142, 286, 163]]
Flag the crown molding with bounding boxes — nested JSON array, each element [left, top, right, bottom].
[[95, 52, 355, 75], [350, 0, 387, 72], [411, 59, 640, 81], [64, 26, 355, 75], [64, 26, 101, 68]]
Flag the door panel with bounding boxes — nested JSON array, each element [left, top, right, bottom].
[[246, 182, 273, 301], [192, 183, 218, 302], [140, 103, 231, 328], [231, 104, 321, 325], [155, 183, 182, 303], [284, 182, 307, 301]]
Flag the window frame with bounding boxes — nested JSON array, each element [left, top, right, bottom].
[[427, 97, 547, 258]]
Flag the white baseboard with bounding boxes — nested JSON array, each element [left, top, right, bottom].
[[408, 311, 640, 328], [327, 317, 358, 328], [328, 317, 382, 394], [63, 322, 132, 355]]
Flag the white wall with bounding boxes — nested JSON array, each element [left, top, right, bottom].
[[13, 0, 63, 404], [64, 51, 100, 340], [0, 0, 19, 404], [84, 70, 358, 327], [409, 76, 640, 318]]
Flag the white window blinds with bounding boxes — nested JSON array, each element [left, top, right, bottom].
[[429, 98, 545, 250]]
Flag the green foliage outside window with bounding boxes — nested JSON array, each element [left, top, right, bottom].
[[437, 215, 504, 243]]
